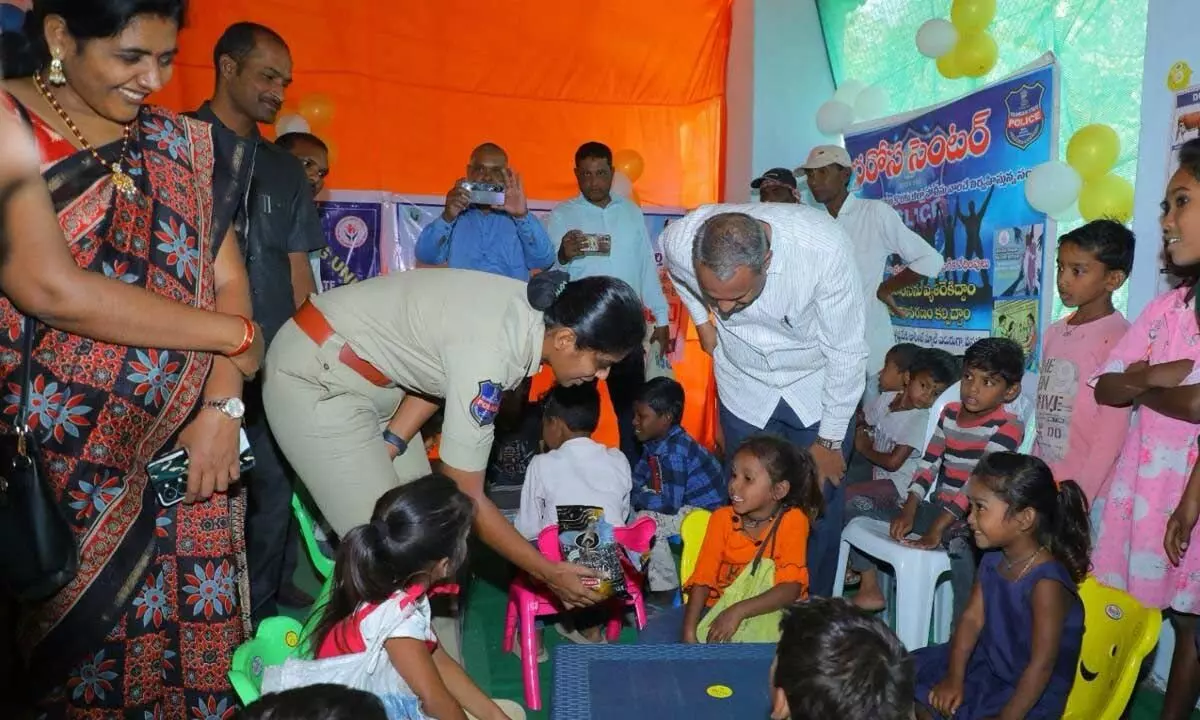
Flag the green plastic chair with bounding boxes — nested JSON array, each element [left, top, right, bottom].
[[228, 615, 305, 704], [291, 493, 335, 580]]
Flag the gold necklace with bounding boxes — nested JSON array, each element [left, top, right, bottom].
[[33, 72, 137, 198], [1007, 545, 1045, 581]]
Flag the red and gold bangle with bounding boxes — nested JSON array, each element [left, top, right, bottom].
[[229, 316, 255, 357]]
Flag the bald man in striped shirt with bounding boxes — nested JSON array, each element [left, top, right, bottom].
[[662, 204, 868, 597]]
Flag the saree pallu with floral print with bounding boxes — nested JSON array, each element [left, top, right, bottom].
[[0, 100, 250, 719]]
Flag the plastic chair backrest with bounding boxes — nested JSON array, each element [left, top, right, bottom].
[[534, 516, 657, 559], [291, 493, 335, 580], [1062, 576, 1163, 720], [678, 509, 713, 599], [228, 615, 306, 704]]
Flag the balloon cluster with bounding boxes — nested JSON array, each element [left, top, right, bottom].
[[917, 0, 998, 80], [612, 149, 645, 205], [275, 93, 337, 161], [1024, 124, 1133, 223], [815, 80, 890, 137]]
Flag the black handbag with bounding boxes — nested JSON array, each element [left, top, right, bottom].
[[0, 317, 78, 601]]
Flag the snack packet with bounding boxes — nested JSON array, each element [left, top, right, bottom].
[[556, 505, 627, 599]]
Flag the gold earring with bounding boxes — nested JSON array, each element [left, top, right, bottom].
[[48, 50, 66, 86]]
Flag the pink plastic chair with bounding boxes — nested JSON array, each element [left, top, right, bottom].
[[502, 515, 657, 710]]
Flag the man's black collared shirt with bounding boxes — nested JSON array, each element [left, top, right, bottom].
[[191, 102, 327, 345]]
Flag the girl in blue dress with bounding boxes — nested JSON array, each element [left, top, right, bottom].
[[914, 452, 1089, 719]]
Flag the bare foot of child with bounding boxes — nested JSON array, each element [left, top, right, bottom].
[[851, 570, 887, 612]]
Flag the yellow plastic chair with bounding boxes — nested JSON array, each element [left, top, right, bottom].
[[678, 509, 712, 603], [1062, 576, 1162, 720]]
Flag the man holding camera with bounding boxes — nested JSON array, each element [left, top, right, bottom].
[[548, 141, 670, 465], [415, 142, 556, 280]]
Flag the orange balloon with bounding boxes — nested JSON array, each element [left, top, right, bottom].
[[298, 93, 335, 128], [614, 149, 645, 183]]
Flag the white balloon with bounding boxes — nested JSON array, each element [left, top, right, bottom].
[[1052, 201, 1081, 223], [1023, 161, 1082, 216], [916, 18, 959, 59], [854, 86, 890, 121], [815, 101, 855, 136], [611, 170, 633, 198], [276, 113, 310, 135], [833, 79, 867, 106]]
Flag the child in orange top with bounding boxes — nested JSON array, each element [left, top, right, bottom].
[[681, 435, 824, 643]]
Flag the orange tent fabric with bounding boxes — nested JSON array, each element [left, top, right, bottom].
[[155, 0, 731, 208]]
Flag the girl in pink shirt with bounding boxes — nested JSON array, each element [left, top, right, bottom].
[[310, 476, 522, 720], [1092, 140, 1200, 718], [1033, 220, 1133, 500]]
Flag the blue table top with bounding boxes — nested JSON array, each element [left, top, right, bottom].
[[552, 643, 776, 720]]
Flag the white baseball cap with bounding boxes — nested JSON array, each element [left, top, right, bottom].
[[799, 145, 852, 170]]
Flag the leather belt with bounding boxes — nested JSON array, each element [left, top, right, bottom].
[[293, 301, 393, 388]]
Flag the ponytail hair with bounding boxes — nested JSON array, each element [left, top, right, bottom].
[[528, 270, 646, 356], [971, 453, 1091, 583], [309, 475, 474, 654], [733, 434, 824, 521]]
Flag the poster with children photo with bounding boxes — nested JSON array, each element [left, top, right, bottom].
[[993, 299, 1039, 371], [993, 224, 1044, 300]]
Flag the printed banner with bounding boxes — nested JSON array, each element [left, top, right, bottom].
[[844, 55, 1058, 364], [390, 195, 688, 364], [1170, 84, 1200, 184], [314, 194, 389, 291]]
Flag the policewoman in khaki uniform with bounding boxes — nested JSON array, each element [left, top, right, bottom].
[[263, 268, 646, 606]]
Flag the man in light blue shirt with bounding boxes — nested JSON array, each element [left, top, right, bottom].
[[415, 143, 555, 280], [548, 142, 671, 464]]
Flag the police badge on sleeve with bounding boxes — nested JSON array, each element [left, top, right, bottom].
[[470, 380, 504, 427]]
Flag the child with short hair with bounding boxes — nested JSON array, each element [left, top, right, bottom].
[[845, 348, 959, 609], [514, 383, 631, 540], [914, 453, 1088, 720], [864, 342, 923, 408], [1033, 219, 1133, 501], [866, 338, 1026, 623], [630, 377, 725, 593], [771, 598, 914, 720], [239, 685, 388, 720], [639, 435, 823, 644]]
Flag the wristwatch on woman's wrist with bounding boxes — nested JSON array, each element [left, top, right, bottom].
[[382, 429, 409, 456], [815, 437, 843, 452], [202, 397, 245, 420]]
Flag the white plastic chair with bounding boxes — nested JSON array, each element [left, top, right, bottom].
[[833, 517, 954, 650]]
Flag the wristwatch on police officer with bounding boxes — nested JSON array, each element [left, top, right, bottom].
[[203, 397, 246, 421], [815, 437, 843, 452], [382, 429, 408, 455]]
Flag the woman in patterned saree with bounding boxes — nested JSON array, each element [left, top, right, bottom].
[[0, 1, 265, 716]]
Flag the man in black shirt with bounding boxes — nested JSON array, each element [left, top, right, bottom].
[[192, 22, 327, 620]]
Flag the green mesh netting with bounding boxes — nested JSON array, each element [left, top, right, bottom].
[[818, 0, 1149, 320]]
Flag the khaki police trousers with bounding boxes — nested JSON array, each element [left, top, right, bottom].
[[262, 321, 433, 537], [261, 320, 481, 658]]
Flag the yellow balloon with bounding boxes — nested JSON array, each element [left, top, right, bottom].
[[951, 0, 996, 34], [1067, 124, 1121, 181], [937, 48, 963, 80], [613, 149, 645, 183], [1078, 173, 1134, 223], [957, 32, 998, 78], [298, 93, 335, 128]]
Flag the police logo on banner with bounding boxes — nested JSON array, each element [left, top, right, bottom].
[[470, 381, 504, 427], [335, 215, 370, 249], [1003, 83, 1046, 150]]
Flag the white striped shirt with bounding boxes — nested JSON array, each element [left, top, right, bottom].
[[662, 203, 868, 441]]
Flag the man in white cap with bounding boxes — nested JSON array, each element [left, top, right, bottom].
[[801, 144, 945, 405]]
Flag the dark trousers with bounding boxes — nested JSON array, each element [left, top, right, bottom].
[[244, 384, 301, 622], [607, 344, 646, 467], [718, 399, 854, 598]]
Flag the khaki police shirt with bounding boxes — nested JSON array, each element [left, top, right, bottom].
[[311, 269, 544, 472]]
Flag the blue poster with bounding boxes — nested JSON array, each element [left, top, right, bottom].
[[844, 57, 1057, 363], [316, 201, 382, 291]]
